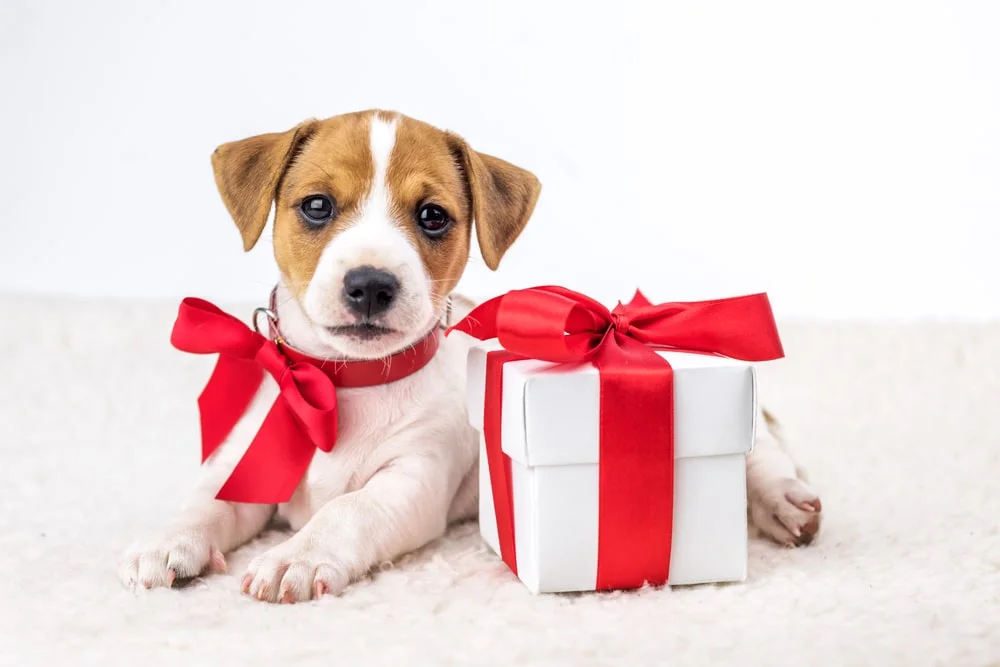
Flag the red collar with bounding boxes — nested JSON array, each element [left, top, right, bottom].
[[259, 288, 443, 388], [279, 336, 440, 387]]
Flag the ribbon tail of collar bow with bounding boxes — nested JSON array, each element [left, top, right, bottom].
[[213, 362, 340, 503], [213, 390, 318, 503], [196, 356, 265, 463], [171, 298, 267, 462]]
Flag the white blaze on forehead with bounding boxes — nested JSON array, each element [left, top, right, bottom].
[[362, 115, 398, 227], [301, 111, 433, 354]]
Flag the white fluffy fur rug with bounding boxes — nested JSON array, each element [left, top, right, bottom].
[[1, 294, 998, 666]]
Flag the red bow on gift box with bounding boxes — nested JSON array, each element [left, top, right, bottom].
[[447, 286, 785, 590], [170, 297, 439, 504]]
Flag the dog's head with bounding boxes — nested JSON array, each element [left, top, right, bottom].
[[211, 110, 540, 359]]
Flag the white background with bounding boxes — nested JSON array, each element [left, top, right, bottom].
[[1, 0, 997, 319]]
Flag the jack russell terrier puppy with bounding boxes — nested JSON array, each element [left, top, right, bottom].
[[118, 110, 822, 603]]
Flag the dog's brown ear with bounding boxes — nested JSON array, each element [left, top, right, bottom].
[[211, 120, 319, 251], [448, 135, 541, 270]]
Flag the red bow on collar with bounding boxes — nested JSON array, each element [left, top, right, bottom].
[[170, 298, 440, 504]]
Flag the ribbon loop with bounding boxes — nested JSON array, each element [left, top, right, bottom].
[[171, 298, 264, 358], [279, 364, 339, 453], [494, 288, 607, 362]]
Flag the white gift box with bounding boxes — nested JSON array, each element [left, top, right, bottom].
[[466, 341, 758, 594]]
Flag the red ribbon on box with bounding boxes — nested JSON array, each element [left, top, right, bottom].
[[447, 286, 785, 590]]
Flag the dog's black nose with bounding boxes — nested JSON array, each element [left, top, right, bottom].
[[342, 266, 399, 319]]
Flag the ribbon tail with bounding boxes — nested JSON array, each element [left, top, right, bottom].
[[197, 356, 263, 462], [624, 289, 653, 309], [445, 295, 503, 340], [215, 398, 316, 504], [594, 337, 675, 590], [484, 349, 522, 575]]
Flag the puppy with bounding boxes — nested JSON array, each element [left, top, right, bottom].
[[118, 110, 820, 603]]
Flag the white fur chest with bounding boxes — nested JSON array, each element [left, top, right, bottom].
[[267, 331, 475, 530]]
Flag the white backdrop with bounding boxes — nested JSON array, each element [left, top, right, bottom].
[[1, 0, 997, 319]]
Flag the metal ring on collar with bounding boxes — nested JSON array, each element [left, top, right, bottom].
[[252, 307, 280, 339]]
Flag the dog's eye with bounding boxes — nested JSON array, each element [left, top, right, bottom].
[[300, 195, 335, 226], [416, 204, 452, 237]]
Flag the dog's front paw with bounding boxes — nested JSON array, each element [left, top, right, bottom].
[[749, 477, 822, 547], [241, 538, 350, 604], [118, 529, 227, 590]]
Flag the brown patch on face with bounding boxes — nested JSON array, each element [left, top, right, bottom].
[[381, 114, 544, 300], [384, 115, 474, 303], [272, 112, 376, 298]]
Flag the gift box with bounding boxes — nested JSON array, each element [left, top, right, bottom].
[[449, 286, 784, 594]]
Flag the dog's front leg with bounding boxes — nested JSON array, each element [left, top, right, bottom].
[[118, 382, 280, 589], [242, 450, 453, 603], [746, 408, 823, 546], [118, 496, 275, 589]]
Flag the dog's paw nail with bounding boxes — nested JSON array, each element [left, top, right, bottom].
[[800, 516, 820, 540], [784, 490, 822, 513], [240, 573, 253, 595], [120, 533, 219, 590], [280, 589, 296, 604], [208, 548, 228, 574], [774, 513, 801, 538], [313, 564, 349, 597]]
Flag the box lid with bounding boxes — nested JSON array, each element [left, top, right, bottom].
[[467, 341, 758, 467]]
